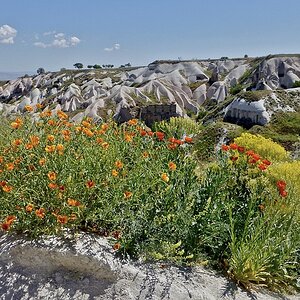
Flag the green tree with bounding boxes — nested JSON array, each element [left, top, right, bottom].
[[37, 67, 45, 75], [73, 63, 83, 69]]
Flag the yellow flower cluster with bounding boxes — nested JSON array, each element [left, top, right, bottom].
[[268, 161, 300, 195], [234, 133, 289, 162]]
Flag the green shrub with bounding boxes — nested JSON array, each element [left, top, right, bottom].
[[229, 84, 244, 95], [292, 81, 300, 88], [239, 90, 272, 102], [153, 117, 202, 138]]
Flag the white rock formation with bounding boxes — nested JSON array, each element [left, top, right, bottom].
[[1, 232, 298, 300], [224, 98, 270, 125]]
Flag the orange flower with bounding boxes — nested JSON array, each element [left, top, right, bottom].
[[81, 120, 91, 128], [101, 123, 109, 131], [147, 131, 154, 137], [6, 162, 15, 171], [25, 204, 34, 212], [168, 162, 177, 171], [140, 130, 147, 136], [57, 110, 68, 120], [113, 242, 121, 250], [24, 105, 33, 112], [47, 134, 55, 142], [101, 142, 109, 149], [75, 126, 82, 133], [36, 103, 43, 109], [258, 204, 265, 212], [262, 159, 271, 166], [1, 222, 10, 231], [279, 189, 288, 197], [124, 191, 133, 199], [142, 151, 149, 158], [237, 146, 245, 153], [11, 118, 23, 129], [276, 180, 286, 190], [184, 136, 193, 144], [39, 158, 46, 166], [161, 173, 169, 183], [48, 182, 58, 189], [96, 138, 104, 144], [0, 181, 7, 187], [230, 156, 238, 162], [63, 135, 71, 142], [12, 139, 22, 147], [14, 157, 22, 164], [125, 134, 133, 142], [35, 208, 45, 218], [115, 160, 123, 169], [61, 129, 71, 136], [229, 143, 238, 150], [25, 143, 34, 150], [112, 169, 119, 177], [47, 171, 57, 181], [30, 135, 40, 146], [258, 163, 267, 171], [6, 215, 16, 225], [47, 119, 56, 126], [246, 150, 255, 156], [168, 143, 178, 150], [1, 216, 16, 231], [56, 144, 64, 152], [2, 185, 13, 192], [0, 156, 3, 164], [57, 215, 68, 224], [127, 119, 138, 126], [28, 164, 36, 171], [221, 144, 229, 151], [67, 198, 81, 207], [86, 180, 95, 188], [82, 128, 94, 137], [155, 131, 165, 141], [45, 145, 56, 153]]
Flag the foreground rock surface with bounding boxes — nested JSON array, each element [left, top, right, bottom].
[[0, 233, 298, 300]]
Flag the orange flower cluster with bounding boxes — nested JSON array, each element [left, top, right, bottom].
[[47, 171, 57, 181], [57, 110, 68, 120], [11, 117, 23, 129], [1, 215, 16, 231], [35, 208, 45, 218], [1, 180, 13, 192], [276, 180, 288, 197], [67, 198, 82, 207], [161, 173, 169, 183], [124, 191, 133, 199], [168, 162, 177, 171], [221, 143, 271, 171], [86, 180, 95, 188]]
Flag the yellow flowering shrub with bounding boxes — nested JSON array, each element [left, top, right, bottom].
[[268, 161, 300, 195], [234, 133, 289, 162], [154, 117, 202, 138]]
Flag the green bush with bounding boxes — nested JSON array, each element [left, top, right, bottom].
[[153, 117, 202, 138], [1, 114, 299, 293], [229, 84, 244, 95], [292, 81, 300, 88]]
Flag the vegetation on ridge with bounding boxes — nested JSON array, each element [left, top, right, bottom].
[[0, 112, 299, 293]]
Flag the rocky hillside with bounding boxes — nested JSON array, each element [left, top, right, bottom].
[[0, 55, 300, 126]]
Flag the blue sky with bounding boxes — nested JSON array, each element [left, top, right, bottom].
[[1, 0, 300, 72]]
